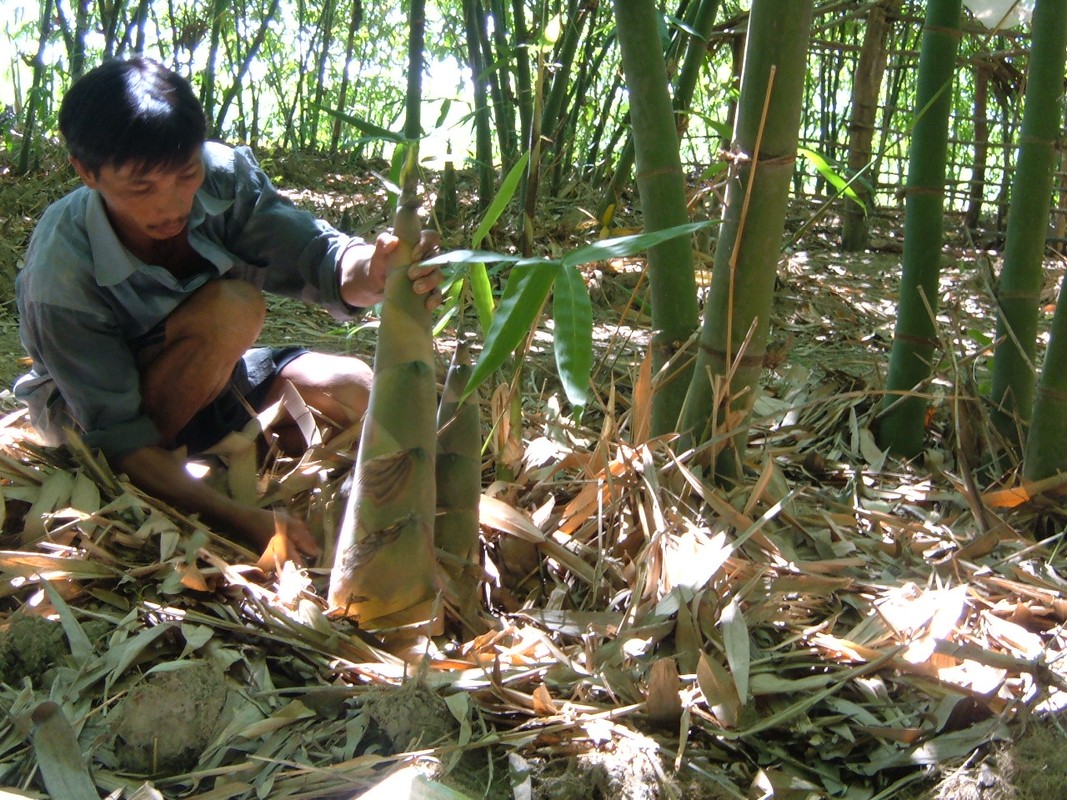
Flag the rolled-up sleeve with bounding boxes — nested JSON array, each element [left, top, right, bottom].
[[209, 145, 364, 320], [17, 299, 161, 460]]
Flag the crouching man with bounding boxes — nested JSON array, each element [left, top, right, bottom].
[[15, 58, 442, 566]]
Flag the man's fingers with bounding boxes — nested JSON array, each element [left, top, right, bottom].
[[425, 287, 443, 311], [257, 532, 304, 573]]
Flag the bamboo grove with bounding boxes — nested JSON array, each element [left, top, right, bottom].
[[5, 1, 1067, 507]]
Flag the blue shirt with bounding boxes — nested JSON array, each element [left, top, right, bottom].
[[15, 141, 362, 459]]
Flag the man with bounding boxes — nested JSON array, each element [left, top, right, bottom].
[[15, 58, 442, 566]]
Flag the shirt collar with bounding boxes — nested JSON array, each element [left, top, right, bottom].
[[86, 185, 235, 287]]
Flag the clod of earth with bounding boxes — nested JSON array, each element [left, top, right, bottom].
[[362, 681, 456, 753], [111, 662, 230, 775], [0, 614, 68, 686]]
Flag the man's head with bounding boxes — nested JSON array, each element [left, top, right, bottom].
[[60, 57, 206, 177], [60, 59, 208, 249]]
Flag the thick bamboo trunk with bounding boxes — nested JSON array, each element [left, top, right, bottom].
[[328, 150, 439, 629], [678, 0, 814, 477], [876, 0, 963, 457], [989, 0, 1067, 448], [842, 0, 897, 252], [612, 0, 700, 437]]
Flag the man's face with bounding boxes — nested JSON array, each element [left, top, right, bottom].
[[72, 149, 205, 250]]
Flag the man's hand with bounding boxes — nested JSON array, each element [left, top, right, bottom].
[[339, 230, 443, 310], [249, 509, 321, 572], [255, 511, 321, 572], [115, 446, 321, 574]]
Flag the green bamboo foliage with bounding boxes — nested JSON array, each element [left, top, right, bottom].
[[612, 0, 700, 437], [677, 0, 814, 476], [434, 342, 483, 605], [327, 148, 439, 628], [990, 0, 1067, 448], [876, 0, 963, 457]]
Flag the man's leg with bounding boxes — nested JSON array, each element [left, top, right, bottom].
[[262, 352, 373, 453], [137, 280, 266, 443]]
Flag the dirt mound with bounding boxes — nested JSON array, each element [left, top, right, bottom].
[[112, 661, 230, 775]]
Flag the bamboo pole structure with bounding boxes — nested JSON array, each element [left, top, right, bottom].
[[678, 0, 814, 478], [875, 0, 963, 457], [612, 0, 700, 437], [989, 0, 1067, 449]]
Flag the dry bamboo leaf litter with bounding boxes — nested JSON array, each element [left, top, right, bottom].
[[0, 163, 1064, 797]]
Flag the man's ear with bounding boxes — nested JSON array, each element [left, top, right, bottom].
[[69, 157, 97, 188]]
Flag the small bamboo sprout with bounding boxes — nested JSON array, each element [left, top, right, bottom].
[[328, 147, 438, 629], [434, 341, 482, 571]]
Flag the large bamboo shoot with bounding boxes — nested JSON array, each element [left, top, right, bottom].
[[328, 148, 438, 629]]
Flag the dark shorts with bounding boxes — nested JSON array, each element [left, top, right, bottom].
[[174, 345, 308, 454]]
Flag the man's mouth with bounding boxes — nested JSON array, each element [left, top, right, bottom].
[[149, 219, 187, 237]]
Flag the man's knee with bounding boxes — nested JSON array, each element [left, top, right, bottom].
[[274, 352, 372, 428], [169, 279, 265, 351]]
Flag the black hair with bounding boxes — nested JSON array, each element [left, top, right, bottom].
[[59, 57, 207, 176]]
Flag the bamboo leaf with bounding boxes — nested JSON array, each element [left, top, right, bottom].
[[469, 263, 495, 336], [421, 249, 525, 266], [646, 658, 683, 727], [29, 702, 99, 800], [696, 651, 741, 728], [42, 580, 93, 663], [23, 469, 75, 542], [237, 700, 316, 739], [103, 624, 175, 692], [462, 262, 559, 402], [720, 597, 751, 703], [797, 147, 867, 210], [0, 550, 117, 580], [460, 152, 532, 334], [473, 151, 530, 249], [552, 264, 593, 408], [561, 221, 712, 268], [318, 105, 406, 143]]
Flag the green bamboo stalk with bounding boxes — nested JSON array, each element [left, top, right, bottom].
[[327, 147, 438, 629], [612, 0, 701, 437], [1024, 274, 1067, 481], [17, 0, 54, 176], [404, 0, 426, 143], [463, 0, 496, 211], [842, 0, 898, 251], [598, 0, 721, 227], [875, 0, 963, 457], [990, 0, 1067, 448], [677, 0, 814, 477]]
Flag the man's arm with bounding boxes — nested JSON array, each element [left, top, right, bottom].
[[115, 445, 321, 567]]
